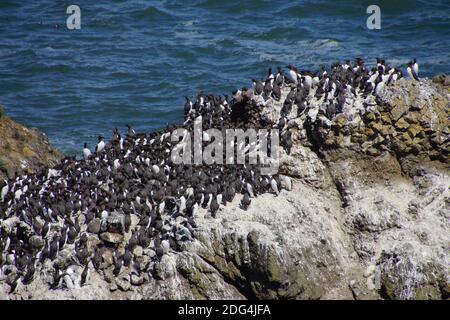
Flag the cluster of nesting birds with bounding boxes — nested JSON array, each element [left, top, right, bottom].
[[0, 57, 418, 293], [241, 57, 418, 123]]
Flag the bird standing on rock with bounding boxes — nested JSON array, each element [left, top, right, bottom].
[[83, 143, 91, 160], [210, 197, 219, 218], [240, 193, 251, 211], [270, 177, 280, 196], [80, 264, 90, 287], [127, 124, 136, 138], [407, 61, 419, 81], [286, 65, 299, 84], [95, 136, 105, 153]]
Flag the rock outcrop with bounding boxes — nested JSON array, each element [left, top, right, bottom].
[[302, 78, 449, 163], [0, 104, 62, 180], [0, 78, 448, 300]]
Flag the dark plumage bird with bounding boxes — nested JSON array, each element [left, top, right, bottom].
[[210, 198, 219, 218], [240, 193, 251, 211], [326, 103, 336, 119], [184, 96, 192, 115], [80, 264, 90, 287], [51, 267, 63, 289], [49, 237, 59, 260], [225, 186, 235, 203], [272, 82, 281, 101], [253, 79, 264, 95], [58, 228, 67, 250], [22, 260, 36, 285], [124, 212, 131, 233], [9, 275, 21, 294], [282, 131, 293, 155], [67, 227, 77, 245], [113, 256, 123, 276], [123, 249, 133, 267]]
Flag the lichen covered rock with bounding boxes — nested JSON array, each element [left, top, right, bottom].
[[0, 106, 62, 180]]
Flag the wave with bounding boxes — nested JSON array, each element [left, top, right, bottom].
[[132, 5, 173, 20]]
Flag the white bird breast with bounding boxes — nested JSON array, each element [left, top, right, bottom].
[[289, 70, 297, 83], [1, 184, 9, 202], [270, 179, 279, 194], [407, 67, 414, 79], [83, 148, 91, 158], [97, 141, 105, 152], [304, 75, 312, 88]]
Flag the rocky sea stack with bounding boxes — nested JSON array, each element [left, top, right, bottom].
[[0, 69, 449, 300]]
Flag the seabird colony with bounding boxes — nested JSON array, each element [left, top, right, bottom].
[[0, 58, 419, 292]]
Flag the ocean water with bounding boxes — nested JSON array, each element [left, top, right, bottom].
[[0, 0, 449, 155]]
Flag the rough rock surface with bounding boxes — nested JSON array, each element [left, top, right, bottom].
[[0, 104, 62, 180], [308, 78, 449, 163], [0, 78, 449, 300]]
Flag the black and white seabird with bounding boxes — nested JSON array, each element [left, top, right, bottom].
[[126, 124, 136, 138], [80, 264, 90, 287], [113, 255, 123, 276], [95, 136, 105, 153], [184, 96, 192, 115], [407, 60, 419, 81], [270, 177, 280, 196], [83, 143, 91, 160], [253, 79, 264, 96], [286, 65, 299, 84], [268, 68, 274, 80]]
